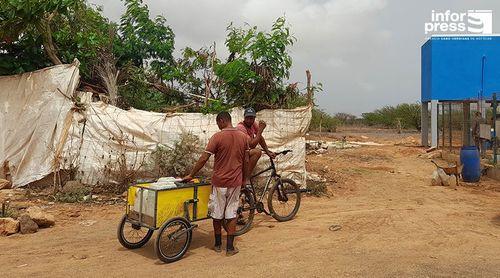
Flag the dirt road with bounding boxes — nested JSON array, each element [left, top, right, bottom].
[[2, 132, 500, 277]]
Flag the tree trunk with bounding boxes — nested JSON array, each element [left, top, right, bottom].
[[35, 18, 62, 65]]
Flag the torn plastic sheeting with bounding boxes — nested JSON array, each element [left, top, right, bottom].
[[0, 63, 80, 187], [70, 102, 310, 186]]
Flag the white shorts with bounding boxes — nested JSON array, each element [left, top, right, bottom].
[[208, 186, 241, 220]]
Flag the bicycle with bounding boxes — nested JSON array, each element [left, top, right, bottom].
[[226, 149, 302, 236]]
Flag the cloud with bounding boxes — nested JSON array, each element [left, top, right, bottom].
[[88, 0, 500, 115]]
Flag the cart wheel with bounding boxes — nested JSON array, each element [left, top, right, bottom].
[[155, 217, 192, 263], [117, 214, 154, 249]]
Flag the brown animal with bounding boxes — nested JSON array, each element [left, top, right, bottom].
[[431, 160, 462, 186]]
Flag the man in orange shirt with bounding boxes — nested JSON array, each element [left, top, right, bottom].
[[236, 108, 276, 182], [183, 111, 259, 256]]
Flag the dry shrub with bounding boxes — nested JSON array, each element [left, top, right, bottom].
[[151, 133, 201, 177]]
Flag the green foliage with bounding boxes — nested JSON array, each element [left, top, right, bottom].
[[117, 0, 175, 76], [215, 17, 301, 108], [362, 103, 421, 130], [55, 186, 91, 203], [0, 0, 74, 73], [0, 202, 19, 218], [0, 0, 115, 78], [169, 47, 215, 96], [335, 113, 358, 125], [309, 108, 339, 132], [52, 2, 115, 77], [200, 100, 230, 114], [1, 2, 311, 112]]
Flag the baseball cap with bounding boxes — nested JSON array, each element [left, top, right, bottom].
[[244, 107, 256, 117]]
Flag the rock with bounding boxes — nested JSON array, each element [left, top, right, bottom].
[[19, 214, 38, 234], [79, 220, 96, 226], [26, 206, 55, 228], [72, 254, 88, 260], [316, 148, 328, 154], [0, 217, 20, 236], [307, 172, 327, 183]]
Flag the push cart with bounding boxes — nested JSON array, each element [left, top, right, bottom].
[[117, 179, 212, 263]]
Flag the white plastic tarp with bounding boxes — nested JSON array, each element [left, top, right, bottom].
[[73, 101, 311, 186], [1, 63, 311, 187], [0, 63, 79, 187]]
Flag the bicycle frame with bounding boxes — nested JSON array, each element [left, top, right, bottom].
[[246, 155, 282, 211]]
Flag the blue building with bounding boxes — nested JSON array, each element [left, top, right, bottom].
[[421, 35, 500, 147]]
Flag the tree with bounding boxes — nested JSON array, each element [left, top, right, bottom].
[[0, 0, 72, 72], [0, 0, 114, 78], [1, 3, 312, 113], [214, 17, 302, 109], [335, 112, 357, 125]]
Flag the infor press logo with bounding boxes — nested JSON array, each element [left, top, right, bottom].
[[424, 10, 493, 35]]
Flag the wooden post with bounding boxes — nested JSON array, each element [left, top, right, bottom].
[[306, 70, 312, 105]]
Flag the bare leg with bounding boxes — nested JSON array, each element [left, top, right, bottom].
[[213, 219, 222, 250], [226, 218, 238, 254], [246, 149, 262, 183]]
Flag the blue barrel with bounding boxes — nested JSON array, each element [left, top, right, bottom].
[[460, 146, 481, 182]]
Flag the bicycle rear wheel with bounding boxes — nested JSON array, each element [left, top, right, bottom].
[[267, 178, 301, 222], [155, 217, 192, 263]]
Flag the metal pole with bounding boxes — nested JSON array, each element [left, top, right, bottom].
[[449, 102, 452, 151], [463, 102, 471, 146], [431, 100, 438, 147], [421, 102, 429, 147], [493, 93, 498, 164], [442, 103, 445, 148]]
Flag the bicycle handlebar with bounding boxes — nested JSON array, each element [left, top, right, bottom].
[[275, 149, 292, 156]]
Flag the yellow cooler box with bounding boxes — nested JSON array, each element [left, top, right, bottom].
[[126, 180, 212, 229]]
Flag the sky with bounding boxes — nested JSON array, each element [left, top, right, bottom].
[[89, 0, 500, 115]]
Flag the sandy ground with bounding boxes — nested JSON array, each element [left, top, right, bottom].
[[1, 129, 500, 277]]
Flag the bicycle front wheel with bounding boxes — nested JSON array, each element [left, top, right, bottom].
[[155, 217, 192, 263], [267, 178, 301, 222]]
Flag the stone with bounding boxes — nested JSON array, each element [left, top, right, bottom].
[[0, 217, 20, 236], [19, 214, 38, 234], [26, 206, 55, 228], [307, 172, 327, 183], [316, 148, 328, 154]]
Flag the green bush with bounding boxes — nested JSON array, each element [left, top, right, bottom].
[[309, 108, 339, 132], [362, 103, 421, 130]]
